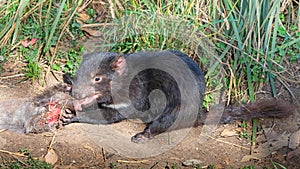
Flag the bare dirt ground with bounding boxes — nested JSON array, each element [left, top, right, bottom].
[[0, 61, 299, 169]]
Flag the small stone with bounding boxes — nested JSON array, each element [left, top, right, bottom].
[[182, 159, 202, 166], [289, 130, 300, 150]]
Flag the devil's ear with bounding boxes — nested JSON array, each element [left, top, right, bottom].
[[110, 55, 126, 75], [63, 73, 73, 85]]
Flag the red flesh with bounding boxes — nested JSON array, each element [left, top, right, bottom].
[[45, 100, 61, 125]]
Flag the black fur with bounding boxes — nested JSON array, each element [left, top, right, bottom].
[[69, 50, 206, 143]]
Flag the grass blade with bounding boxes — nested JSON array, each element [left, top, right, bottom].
[[44, 0, 66, 52], [267, 0, 281, 97], [11, 0, 29, 45]]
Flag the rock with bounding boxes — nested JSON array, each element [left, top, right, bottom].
[[289, 129, 300, 150], [182, 159, 202, 167]]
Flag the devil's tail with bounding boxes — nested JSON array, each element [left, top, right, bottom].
[[219, 99, 296, 124]]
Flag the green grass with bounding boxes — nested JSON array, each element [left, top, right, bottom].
[[109, 162, 118, 169], [241, 166, 255, 169], [0, 148, 52, 169], [270, 160, 287, 169], [52, 47, 84, 76], [238, 120, 250, 139], [1, 156, 52, 169], [0, 0, 83, 81]]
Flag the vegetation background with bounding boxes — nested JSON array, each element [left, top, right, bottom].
[[0, 0, 299, 168], [0, 0, 299, 102]]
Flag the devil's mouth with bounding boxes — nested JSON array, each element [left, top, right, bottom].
[[73, 94, 101, 111]]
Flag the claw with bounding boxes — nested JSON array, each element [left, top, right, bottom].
[[131, 129, 153, 143]]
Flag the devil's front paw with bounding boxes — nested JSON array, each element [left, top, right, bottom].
[[61, 108, 77, 125], [131, 129, 153, 143]]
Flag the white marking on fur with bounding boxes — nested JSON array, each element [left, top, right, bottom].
[[102, 103, 130, 109]]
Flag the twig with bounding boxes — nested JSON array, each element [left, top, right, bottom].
[[277, 73, 300, 84], [78, 0, 92, 13], [250, 119, 257, 155], [47, 131, 56, 153], [0, 150, 27, 157], [200, 133, 250, 151], [150, 162, 158, 169], [116, 159, 148, 164], [81, 23, 116, 28], [0, 129, 7, 133], [227, 63, 234, 105], [0, 73, 25, 79], [102, 147, 106, 162], [276, 76, 296, 99], [107, 0, 115, 18]]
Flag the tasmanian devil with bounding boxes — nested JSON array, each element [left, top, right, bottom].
[[64, 50, 295, 143]]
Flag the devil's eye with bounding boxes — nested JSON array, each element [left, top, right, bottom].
[[94, 77, 102, 82]]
